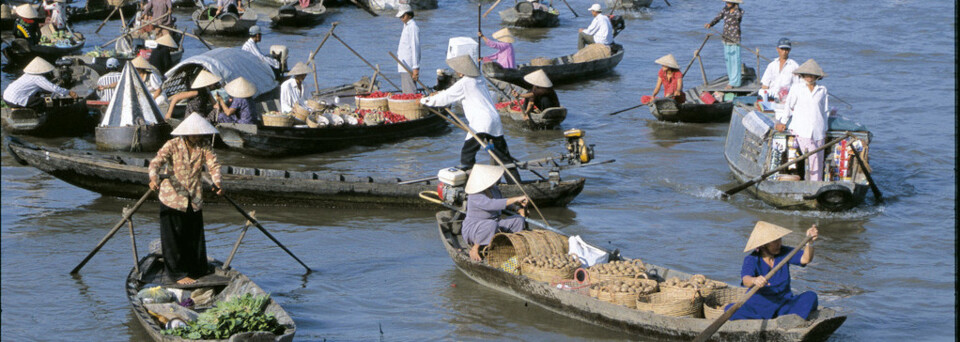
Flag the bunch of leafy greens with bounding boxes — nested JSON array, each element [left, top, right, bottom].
[[162, 294, 286, 340]]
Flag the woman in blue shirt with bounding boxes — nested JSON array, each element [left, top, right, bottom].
[[728, 221, 819, 320], [217, 77, 260, 125]]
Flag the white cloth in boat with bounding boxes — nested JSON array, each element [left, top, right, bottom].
[[2, 74, 69, 107], [760, 57, 800, 99], [43, 0, 67, 29], [583, 14, 613, 45], [420, 76, 503, 140], [242, 38, 281, 70], [396, 19, 421, 73], [782, 82, 829, 140], [462, 187, 525, 246], [279, 77, 307, 114]]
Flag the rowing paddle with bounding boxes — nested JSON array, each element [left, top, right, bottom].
[[693, 235, 814, 342], [607, 103, 644, 116], [482, 0, 502, 18], [71, 189, 153, 274], [722, 133, 851, 198], [848, 145, 883, 202]]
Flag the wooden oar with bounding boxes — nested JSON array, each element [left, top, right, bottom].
[[693, 235, 814, 342], [663, 0, 671, 7], [606, 103, 643, 116], [848, 145, 882, 202], [94, 5, 121, 33], [222, 210, 255, 270], [331, 32, 401, 90], [70, 189, 153, 274], [722, 133, 851, 198], [560, 0, 578, 17], [349, 0, 378, 17], [482, 0, 502, 18], [307, 22, 339, 95], [99, 9, 171, 48], [156, 24, 213, 50], [683, 34, 712, 76]]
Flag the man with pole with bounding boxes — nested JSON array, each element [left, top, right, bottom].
[[395, 4, 420, 94]]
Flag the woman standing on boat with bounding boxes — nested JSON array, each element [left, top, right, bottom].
[[650, 54, 685, 104], [775, 59, 829, 181], [164, 70, 222, 121], [461, 165, 528, 262], [729, 221, 819, 320], [148, 113, 223, 285], [479, 28, 516, 69], [704, 0, 743, 88], [512, 69, 559, 120]]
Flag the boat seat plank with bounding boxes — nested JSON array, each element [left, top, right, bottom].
[[260, 169, 288, 178], [232, 166, 259, 176]]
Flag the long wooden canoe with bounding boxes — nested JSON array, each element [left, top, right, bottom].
[[6, 138, 586, 208], [482, 45, 625, 86], [127, 254, 296, 341], [270, 1, 326, 27], [1, 98, 96, 137], [2, 36, 85, 66], [499, 2, 559, 28], [649, 67, 760, 123], [435, 210, 847, 341], [192, 7, 258, 36]]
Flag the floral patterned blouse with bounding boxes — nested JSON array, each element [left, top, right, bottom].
[[149, 137, 222, 212]]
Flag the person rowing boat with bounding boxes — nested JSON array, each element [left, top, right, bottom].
[[462, 165, 528, 262]]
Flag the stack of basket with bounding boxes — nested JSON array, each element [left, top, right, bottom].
[[355, 94, 390, 111], [586, 259, 648, 283], [660, 274, 729, 299], [262, 112, 296, 127], [590, 278, 658, 308], [703, 287, 746, 319], [484, 230, 570, 276], [387, 94, 428, 120], [635, 274, 726, 318], [520, 254, 581, 283]]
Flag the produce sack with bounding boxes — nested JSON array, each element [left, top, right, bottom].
[[568, 235, 608, 267], [571, 44, 611, 63], [138, 286, 176, 304]]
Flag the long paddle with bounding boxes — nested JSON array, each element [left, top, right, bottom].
[[71, 189, 153, 274], [99, 9, 171, 48], [722, 133, 851, 198], [156, 24, 214, 50], [331, 32, 401, 90], [94, 5, 121, 33], [482, 0, 502, 18], [693, 235, 814, 342], [222, 210, 255, 270], [307, 23, 338, 96], [606, 103, 644, 116], [348, 0, 378, 17], [560, 0, 578, 17], [848, 144, 882, 202]]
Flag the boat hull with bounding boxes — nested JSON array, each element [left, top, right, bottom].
[[1, 100, 96, 137], [95, 123, 173, 152], [270, 2, 326, 27], [499, 6, 559, 28], [2, 38, 85, 65], [192, 8, 258, 35], [483, 47, 624, 86]]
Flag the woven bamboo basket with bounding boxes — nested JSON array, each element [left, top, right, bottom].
[[521, 263, 578, 283], [571, 44, 612, 63], [355, 96, 389, 111], [530, 57, 553, 66], [387, 98, 427, 120], [262, 113, 296, 127], [484, 233, 530, 271], [587, 259, 650, 283], [515, 231, 550, 256], [534, 230, 568, 255], [660, 276, 728, 298], [636, 291, 703, 318], [108, 0, 125, 6], [703, 287, 746, 319], [595, 279, 659, 308]]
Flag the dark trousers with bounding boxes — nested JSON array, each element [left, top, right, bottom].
[[159, 203, 209, 281], [9, 93, 48, 109], [460, 133, 521, 184]]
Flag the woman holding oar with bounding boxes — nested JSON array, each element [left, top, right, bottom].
[[148, 113, 224, 285], [462, 165, 528, 262], [649, 54, 685, 104]]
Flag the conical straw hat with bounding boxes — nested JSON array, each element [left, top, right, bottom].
[[171, 112, 219, 136], [491, 28, 515, 44], [191, 70, 222, 89], [131, 56, 152, 69], [156, 34, 178, 48], [23, 57, 54, 74], [465, 164, 506, 194], [224, 77, 256, 98], [743, 221, 793, 252], [655, 54, 680, 69], [446, 55, 480, 77], [793, 59, 826, 78], [523, 69, 552, 88], [15, 4, 37, 19], [723, 0, 742, 3], [286, 62, 313, 76]]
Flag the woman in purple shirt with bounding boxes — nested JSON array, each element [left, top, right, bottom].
[[479, 28, 516, 69], [217, 77, 260, 125], [461, 165, 529, 262]]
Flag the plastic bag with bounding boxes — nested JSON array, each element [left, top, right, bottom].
[[138, 286, 176, 304], [567, 235, 608, 267]]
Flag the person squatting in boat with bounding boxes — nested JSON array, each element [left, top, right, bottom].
[[651, 54, 685, 104], [2, 57, 78, 109], [461, 165, 529, 262], [512, 69, 560, 120]]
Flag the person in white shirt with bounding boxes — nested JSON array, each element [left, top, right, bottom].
[[577, 3, 613, 49], [759, 38, 800, 102], [2, 57, 76, 109], [42, 0, 67, 30], [775, 59, 829, 181], [242, 26, 281, 70], [132, 56, 165, 103], [420, 55, 520, 182], [96, 58, 123, 102], [280, 62, 312, 115], [396, 4, 420, 94]]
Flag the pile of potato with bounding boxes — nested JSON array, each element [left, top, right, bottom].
[[522, 254, 581, 270], [592, 279, 657, 295], [663, 274, 728, 290], [589, 259, 648, 278]]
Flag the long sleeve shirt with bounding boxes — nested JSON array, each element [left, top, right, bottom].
[[583, 14, 613, 45], [708, 6, 743, 44], [218, 97, 259, 124], [142, 0, 173, 26], [242, 38, 280, 69], [760, 58, 800, 95], [782, 83, 829, 140], [421, 76, 503, 140], [149, 137, 222, 212], [396, 19, 421, 73], [279, 78, 306, 114], [43, 1, 67, 29], [96, 71, 123, 102], [2, 74, 69, 107], [482, 39, 515, 69]]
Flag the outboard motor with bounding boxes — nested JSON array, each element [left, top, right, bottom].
[[564, 128, 594, 163], [270, 45, 289, 79], [437, 167, 468, 207], [609, 15, 625, 37]]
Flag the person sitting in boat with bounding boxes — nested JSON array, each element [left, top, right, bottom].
[[2, 57, 77, 109], [461, 164, 529, 262], [132, 56, 164, 102], [216, 0, 243, 17], [651, 54, 685, 104], [759, 38, 800, 102], [148, 112, 224, 285], [164, 70, 223, 121], [479, 28, 515, 69], [577, 4, 613, 50], [242, 26, 280, 71], [527, 0, 548, 11], [41, 0, 67, 31], [512, 69, 559, 120], [280, 62, 313, 116], [775, 59, 829, 181], [421, 55, 521, 182], [96, 58, 123, 102], [148, 34, 178, 75], [216, 77, 260, 125], [13, 4, 41, 45], [729, 221, 819, 321]]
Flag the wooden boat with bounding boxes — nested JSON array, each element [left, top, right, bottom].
[[435, 210, 847, 341], [1, 30, 85, 65], [649, 67, 760, 123], [485, 77, 566, 129], [191, 6, 257, 36], [499, 2, 559, 28], [605, 0, 653, 11], [724, 104, 873, 211], [270, 1, 326, 27], [6, 138, 587, 208], [482, 44, 625, 86], [66, 1, 138, 22], [1, 97, 97, 137], [127, 253, 296, 341]]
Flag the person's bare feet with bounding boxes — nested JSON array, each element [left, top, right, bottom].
[[724, 85, 734, 89], [176, 277, 197, 285], [469, 248, 481, 262]]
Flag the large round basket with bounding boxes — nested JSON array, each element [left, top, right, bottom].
[[587, 263, 651, 283], [262, 113, 296, 127], [533, 230, 568, 255], [521, 263, 578, 283], [636, 291, 703, 318], [355, 96, 389, 111], [387, 98, 428, 120], [515, 231, 550, 256], [661, 279, 728, 298], [703, 287, 746, 319], [595, 279, 659, 308], [484, 233, 530, 271]]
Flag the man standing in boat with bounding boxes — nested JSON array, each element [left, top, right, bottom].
[[775, 59, 829, 181], [2, 57, 77, 109], [704, 0, 743, 88], [420, 55, 521, 183], [759, 38, 800, 102], [577, 4, 613, 50], [243, 26, 281, 71], [142, 0, 173, 34], [396, 4, 420, 94]]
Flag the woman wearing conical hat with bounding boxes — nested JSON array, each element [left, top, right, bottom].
[[479, 28, 516, 69], [164, 70, 223, 121], [512, 69, 560, 120], [2, 57, 77, 109], [775, 59, 829, 181], [132, 56, 164, 101], [728, 221, 819, 320], [651, 54, 685, 104], [461, 165, 529, 262], [13, 4, 41, 45], [148, 33, 178, 74], [216, 77, 260, 125], [148, 113, 224, 285]]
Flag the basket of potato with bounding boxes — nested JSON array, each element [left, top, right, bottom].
[[590, 278, 659, 308], [660, 274, 729, 298], [520, 254, 581, 283], [636, 290, 703, 318], [587, 259, 650, 283]]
